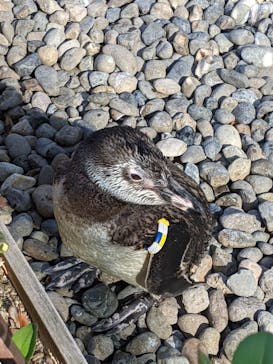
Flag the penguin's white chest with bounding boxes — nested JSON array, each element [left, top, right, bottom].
[[53, 183, 148, 287]]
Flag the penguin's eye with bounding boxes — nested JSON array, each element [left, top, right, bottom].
[[130, 173, 143, 181]]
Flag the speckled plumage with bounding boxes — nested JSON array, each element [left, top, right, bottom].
[[53, 126, 214, 297]]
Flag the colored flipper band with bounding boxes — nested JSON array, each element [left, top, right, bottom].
[[147, 218, 170, 254]]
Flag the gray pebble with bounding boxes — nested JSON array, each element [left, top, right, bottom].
[[167, 56, 194, 82], [82, 283, 118, 318], [36, 124, 56, 139], [178, 313, 208, 336], [199, 161, 229, 188], [251, 159, 273, 178], [0, 162, 23, 182], [112, 351, 137, 364], [149, 111, 173, 133], [83, 110, 109, 131], [188, 104, 212, 122], [14, 53, 41, 77], [223, 321, 258, 361], [258, 201, 273, 232], [11, 119, 34, 136], [228, 297, 265, 322], [182, 285, 209, 314], [8, 212, 33, 241], [228, 29, 254, 45], [218, 229, 256, 248], [55, 125, 82, 146], [38, 165, 54, 185], [241, 46, 273, 68], [237, 247, 263, 262], [35, 65, 59, 96], [5, 134, 31, 158], [227, 269, 257, 297], [202, 137, 222, 160], [71, 305, 98, 326], [220, 207, 261, 233], [219, 69, 249, 88], [214, 109, 235, 125], [5, 188, 32, 212], [180, 145, 205, 164], [126, 332, 161, 356], [207, 289, 228, 333], [23, 237, 58, 261], [215, 125, 241, 148], [246, 175, 273, 194], [257, 311, 273, 333], [32, 184, 54, 218], [146, 306, 172, 340], [142, 22, 165, 46], [233, 102, 256, 124], [1, 173, 36, 192]]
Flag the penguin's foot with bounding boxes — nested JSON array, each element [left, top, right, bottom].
[[44, 257, 99, 292], [91, 293, 155, 334]]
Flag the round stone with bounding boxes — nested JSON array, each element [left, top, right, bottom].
[[94, 54, 115, 73], [103, 44, 138, 75], [156, 138, 187, 158], [149, 111, 173, 133], [87, 335, 114, 361], [38, 46, 58, 66], [126, 332, 161, 356], [146, 306, 172, 339], [82, 283, 118, 318], [60, 48, 86, 71], [32, 184, 54, 218], [215, 125, 242, 148], [178, 314, 209, 336], [108, 72, 137, 93], [227, 269, 257, 297], [153, 79, 180, 95], [228, 158, 251, 181], [199, 327, 220, 355], [182, 285, 209, 313], [83, 109, 109, 131]]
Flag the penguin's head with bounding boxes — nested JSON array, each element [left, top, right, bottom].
[[73, 126, 205, 213]]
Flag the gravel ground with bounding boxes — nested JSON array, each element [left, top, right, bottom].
[[1, 0, 273, 363]]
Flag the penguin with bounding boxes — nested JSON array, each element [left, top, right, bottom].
[[53, 126, 214, 297]]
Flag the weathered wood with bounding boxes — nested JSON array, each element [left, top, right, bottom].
[[0, 221, 87, 364], [0, 315, 26, 364]]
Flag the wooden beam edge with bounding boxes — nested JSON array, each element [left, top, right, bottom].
[[0, 221, 87, 364]]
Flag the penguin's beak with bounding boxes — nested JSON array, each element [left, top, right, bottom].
[[160, 177, 202, 213]]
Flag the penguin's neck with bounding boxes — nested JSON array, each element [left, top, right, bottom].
[[63, 166, 126, 223]]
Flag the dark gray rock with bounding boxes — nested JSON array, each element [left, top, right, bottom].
[[141, 22, 165, 46], [35, 65, 60, 96], [32, 184, 54, 218], [38, 165, 54, 185], [82, 283, 118, 318], [167, 56, 194, 82], [233, 102, 256, 124], [55, 125, 83, 146], [14, 54, 41, 77], [8, 212, 33, 241], [70, 305, 98, 326], [5, 188, 32, 212], [5, 134, 31, 158], [0, 87, 22, 111], [23, 238, 58, 261], [0, 162, 24, 182]]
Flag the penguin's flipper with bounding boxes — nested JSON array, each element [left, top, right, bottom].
[[145, 222, 194, 297]]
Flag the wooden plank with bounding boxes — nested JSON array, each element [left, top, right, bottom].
[[0, 221, 87, 364]]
